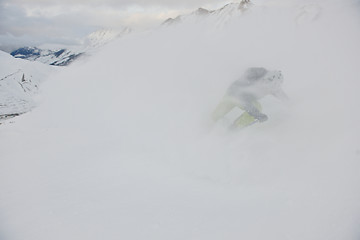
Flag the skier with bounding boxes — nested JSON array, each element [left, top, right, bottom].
[[212, 67, 288, 129]]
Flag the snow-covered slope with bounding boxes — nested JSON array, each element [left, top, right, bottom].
[[83, 28, 131, 49], [0, 51, 53, 120], [10, 28, 131, 66], [1, 1, 360, 240]]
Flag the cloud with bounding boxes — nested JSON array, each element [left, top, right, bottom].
[[0, 3, 95, 50], [0, 0, 230, 49], [3, 0, 229, 9]]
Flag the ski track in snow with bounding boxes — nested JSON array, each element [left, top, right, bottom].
[[0, 70, 21, 82], [1, 1, 360, 240], [0, 51, 53, 121]]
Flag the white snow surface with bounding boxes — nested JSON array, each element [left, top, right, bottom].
[[0, 51, 54, 117], [1, 1, 360, 240]]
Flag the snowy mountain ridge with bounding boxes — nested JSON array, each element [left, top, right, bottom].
[[10, 28, 131, 66], [10, 47, 83, 66], [162, 0, 323, 28], [84, 27, 131, 49], [163, 0, 252, 27]]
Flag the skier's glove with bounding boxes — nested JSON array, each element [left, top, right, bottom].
[[256, 114, 268, 122]]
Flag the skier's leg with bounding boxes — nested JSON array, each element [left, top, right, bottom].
[[232, 101, 262, 128], [212, 97, 236, 121]]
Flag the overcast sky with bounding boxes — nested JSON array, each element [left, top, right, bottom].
[[0, 0, 232, 50]]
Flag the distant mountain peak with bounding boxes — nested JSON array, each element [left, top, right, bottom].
[[10, 27, 131, 66], [194, 8, 212, 16], [162, 1, 253, 27]]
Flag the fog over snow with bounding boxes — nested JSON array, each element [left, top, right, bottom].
[[1, 0, 360, 240]]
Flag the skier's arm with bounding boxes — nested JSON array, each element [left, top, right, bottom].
[[272, 88, 289, 102]]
